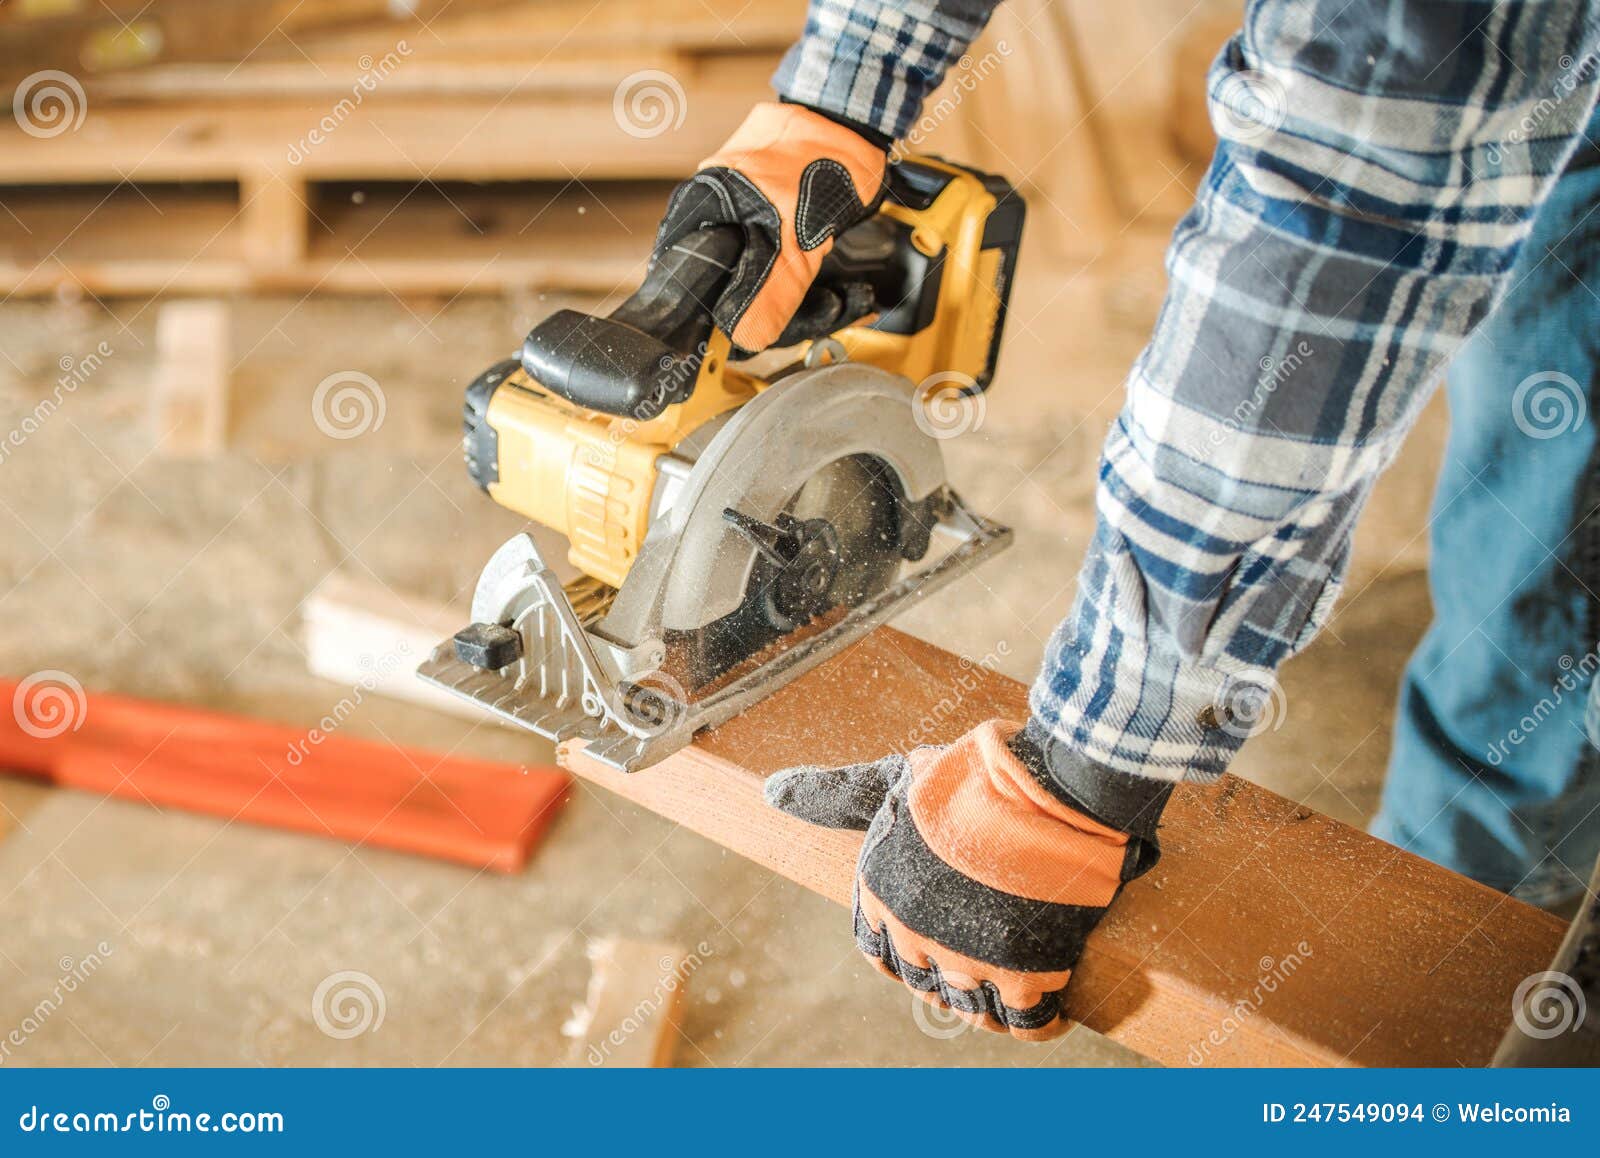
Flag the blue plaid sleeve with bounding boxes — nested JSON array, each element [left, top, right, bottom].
[[772, 0, 1000, 139], [1031, 0, 1600, 782]]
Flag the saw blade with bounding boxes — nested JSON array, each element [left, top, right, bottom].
[[668, 453, 904, 689]]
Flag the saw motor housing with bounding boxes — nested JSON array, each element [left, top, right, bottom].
[[460, 155, 1024, 592], [418, 156, 1023, 771]]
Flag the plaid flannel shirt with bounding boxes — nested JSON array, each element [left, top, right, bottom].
[[776, 0, 1600, 782]]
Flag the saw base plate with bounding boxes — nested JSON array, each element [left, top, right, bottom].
[[416, 494, 1011, 772]]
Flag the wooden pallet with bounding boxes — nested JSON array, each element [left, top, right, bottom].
[[0, 1, 791, 297]]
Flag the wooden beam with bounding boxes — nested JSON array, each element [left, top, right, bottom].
[[151, 299, 229, 457], [303, 573, 497, 721], [239, 168, 308, 271], [562, 629, 1565, 1068], [568, 938, 690, 1067], [0, 58, 777, 186], [302, 579, 1565, 1066], [0, 0, 525, 86]]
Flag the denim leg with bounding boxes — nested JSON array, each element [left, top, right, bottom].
[[1373, 107, 1600, 907]]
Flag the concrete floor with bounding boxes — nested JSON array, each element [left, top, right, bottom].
[[0, 231, 1445, 1066]]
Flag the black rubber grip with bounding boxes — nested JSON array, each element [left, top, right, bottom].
[[521, 227, 741, 420]]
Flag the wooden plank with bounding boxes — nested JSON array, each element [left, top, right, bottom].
[[303, 573, 498, 721], [568, 938, 690, 1067], [298, 578, 1564, 1066], [0, 676, 570, 873], [152, 299, 229, 457], [88, 52, 686, 102], [562, 629, 1564, 1068], [0, 56, 777, 186]]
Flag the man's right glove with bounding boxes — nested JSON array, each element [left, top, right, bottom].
[[764, 720, 1168, 1040], [653, 101, 888, 353]]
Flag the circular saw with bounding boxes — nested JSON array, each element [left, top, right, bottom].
[[418, 155, 1025, 771]]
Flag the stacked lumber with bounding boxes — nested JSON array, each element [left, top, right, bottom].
[[1, 0, 1243, 296], [0, 0, 802, 297]]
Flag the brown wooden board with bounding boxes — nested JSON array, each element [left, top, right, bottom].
[[561, 627, 1565, 1068], [0, 84, 765, 185]]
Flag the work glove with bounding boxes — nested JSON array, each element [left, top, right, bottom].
[[654, 101, 888, 353], [765, 719, 1168, 1040]]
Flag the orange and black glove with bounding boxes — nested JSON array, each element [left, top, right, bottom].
[[764, 719, 1169, 1039], [653, 101, 888, 353]]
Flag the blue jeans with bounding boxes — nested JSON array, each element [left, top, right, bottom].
[[1372, 106, 1600, 907]]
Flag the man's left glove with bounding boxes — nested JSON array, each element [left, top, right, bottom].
[[653, 101, 887, 353], [764, 719, 1167, 1040]]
